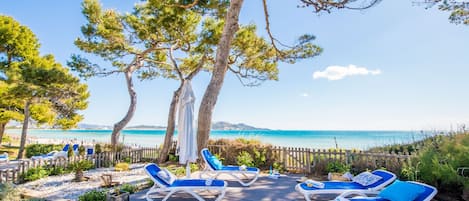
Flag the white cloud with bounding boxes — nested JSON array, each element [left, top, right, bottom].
[[300, 93, 309, 97], [313, 65, 381, 81]]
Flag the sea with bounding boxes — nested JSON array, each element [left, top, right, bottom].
[[5, 129, 433, 150]]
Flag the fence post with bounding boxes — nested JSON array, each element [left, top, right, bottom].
[[306, 148, 311, 174]]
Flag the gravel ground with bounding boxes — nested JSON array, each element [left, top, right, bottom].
[[18, 163, 148, 201]]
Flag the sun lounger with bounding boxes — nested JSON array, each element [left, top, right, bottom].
[[72, 144, 79, 155], [200, 148, 260, 187], [144, 163, 227, 201], [31, 151, 59, 160], [31, 144, 70, 160], [333, 181, 437, 201], [0, 153, 8, 163], [296, 170, 396, 201]]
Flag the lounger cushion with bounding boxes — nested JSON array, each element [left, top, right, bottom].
[[220, 166, 258, 172], [352, 172, 382, 186], [157, 168, 176, 185], [170, 179, 225, 187], [300, 181, 367, 190], [378, 180, 424, 201], [207, 156, 223, 170]]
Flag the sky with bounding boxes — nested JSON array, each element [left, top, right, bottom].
[[1, 0, 468, 131]]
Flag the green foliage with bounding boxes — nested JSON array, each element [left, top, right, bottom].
[[69, 160, 94, 172], [0, 183, 21, 200], [46, 166, 69, 176], [401, 132, 469, 197], [145, 178, 154, 187], [78, 190, 106, 201], [25, 144, 64, 158], [23, 167, 49, 181], [168, 154, 178, 162], [95, 143, 102, 154], [1, 134, 12, 143], [120, 183, 137, 194], [78, 145, 86, 156], [67, 146, 74, 158], [123, 157, 131, 163], [236, 151, 254, 167], [326, 161, 350, 173]]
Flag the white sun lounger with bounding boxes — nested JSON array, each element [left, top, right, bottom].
[[333, 181, 437, 201], [144, 163, 227, 201], [296, 170, 396, 201], [200, 148, 260, 186], [0, 153, 8, 163]]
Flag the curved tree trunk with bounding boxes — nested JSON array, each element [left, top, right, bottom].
[[0, 122, 6, 145], [17, 100, 30, 159], [158, 83, 184, 163], [197, 0, 244, 152], [111, 71, 137, 150]]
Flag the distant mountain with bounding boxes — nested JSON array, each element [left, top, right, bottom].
[[76, 122, 267, 131], [126, 125, 166, 130], [211, 121, 269, 131]]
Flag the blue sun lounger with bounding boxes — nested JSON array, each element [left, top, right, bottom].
[[333, 181, 437, 201], [144, 163, 227, 201], [296, 170, 396, 201], [0, 153, 8, 163], [200, 148, 260, 186]]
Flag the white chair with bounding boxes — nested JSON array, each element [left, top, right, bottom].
[[144, 163, 227, 201], [295, 170, 397, 201], [333, 181, 437, 201], [200, 148, 260, 187]]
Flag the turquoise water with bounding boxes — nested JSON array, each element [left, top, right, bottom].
[[6, 129, 429, 150]]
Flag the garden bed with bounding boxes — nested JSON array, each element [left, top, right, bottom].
[[18, 163, 148, 200]]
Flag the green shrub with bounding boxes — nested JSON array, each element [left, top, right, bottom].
[[326, 161, 350, 173], [78, 190, 106, 201], [236, 151, 254, 166], [67, 146, 74, 158], [168, 154, 178, 162], [0, 183, 21, 200], [25, 144, 64, 158], [95, 144, 102, 154], [78, 145, 86, 156], [1, 135, 12, 143], [69, 160, 94, 172], [23, 167, 49, 181], [120, 183, 137, 194], [124, 157, 131, 163], [46, 166, 69, 176]]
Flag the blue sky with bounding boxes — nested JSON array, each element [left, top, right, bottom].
[[1, 0, 468, 130]]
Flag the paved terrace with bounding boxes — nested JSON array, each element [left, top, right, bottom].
[[131, 173, 336, 201]]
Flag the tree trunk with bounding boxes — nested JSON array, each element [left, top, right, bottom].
[[0, 122, 6, 145], [111, 71, 137, 150], [196, 0, 244, 152], [17, 100, 30, 160], [159, 83, 184, 163]]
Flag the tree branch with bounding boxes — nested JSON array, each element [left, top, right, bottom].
[[169, 43, 184, 80]]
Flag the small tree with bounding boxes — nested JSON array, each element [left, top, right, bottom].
[[0, 15, 40, 145], [14, 55, 89, 159]]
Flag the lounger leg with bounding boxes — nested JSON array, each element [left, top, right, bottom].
[[215, 188, 226, 201], [229, 172, 259, 186], [185, 190, 206, 201], [162, 189, 178, 201]]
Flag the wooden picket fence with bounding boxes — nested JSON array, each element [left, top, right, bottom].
[[0, 148, 158, 184], [207, 145, 412, 174], [0, 142, 412, 184]]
